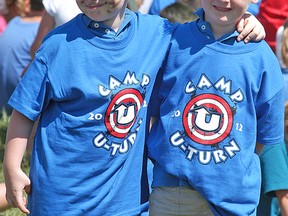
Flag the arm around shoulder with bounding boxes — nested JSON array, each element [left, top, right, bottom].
[[236, 12, 265, 43], [256, 142, 264, 155]]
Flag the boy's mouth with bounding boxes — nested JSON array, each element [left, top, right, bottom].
[[213, 6, 231, 12], [86, 2, 106, 9]]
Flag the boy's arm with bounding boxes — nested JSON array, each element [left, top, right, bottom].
[[3, 110, 34, 214], [275, 190, 288, 216], [149, 117, 156, 132], [255, 142, 264, 155], [237, 12, 266, 43]]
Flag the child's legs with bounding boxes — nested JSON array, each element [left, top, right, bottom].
[[149, 186, 213, 216]]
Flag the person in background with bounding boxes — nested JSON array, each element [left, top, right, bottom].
[[0, 0, 7, 34], [281, 21, 288, 102], [257, 139, 288, 215], [2, 0, 266, 215], [159, 0, 199, 23], [29, 0, 81, 60], [2, 0, 28, 23], [147, 0, 284, 215], [276, 19, 288, 71], [0, 0, 29, 34], [42, 0, 81, 28], [0, 15, 6, 34], [257, 0, 288, 52], [0, 0, 44, 115]]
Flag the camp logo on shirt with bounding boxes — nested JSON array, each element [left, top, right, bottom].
[[170, 74, 244, 165], [92, 71, 150, 156], [104, 88, 144, 138], [182, 93, 234, 145]]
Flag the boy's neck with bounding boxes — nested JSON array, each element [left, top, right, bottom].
[[98, 7, 126, 32], [110, 14, 125, 32], [202, 10, 242, 40], [210, 22, 237, 40]]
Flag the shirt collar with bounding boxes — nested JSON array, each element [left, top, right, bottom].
[[81, 8, 133, 39], [194, 8, 239, 43]]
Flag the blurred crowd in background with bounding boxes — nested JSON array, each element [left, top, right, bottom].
[[0, 0, 288, 215]]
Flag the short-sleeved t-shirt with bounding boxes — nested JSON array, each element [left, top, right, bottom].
[[148, 8, 285, 216], [9, 10, 175, 215]]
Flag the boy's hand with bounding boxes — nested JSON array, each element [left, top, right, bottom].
[[5, 169, 31, 214], [236, 12, 266, 43]]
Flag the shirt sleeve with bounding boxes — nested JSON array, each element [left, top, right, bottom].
[[255, 48, 285, 145], [8, 57, 52, 121], [256, 87, 285, 145], [260, 141, 288, 196]]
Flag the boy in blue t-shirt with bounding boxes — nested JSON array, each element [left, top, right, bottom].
[[147, 0, 284, 215], [3, 0, 266, 215]]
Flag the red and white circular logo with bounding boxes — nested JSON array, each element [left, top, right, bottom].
[[105, 88, 143, 138], [182, 94, 233, 145]]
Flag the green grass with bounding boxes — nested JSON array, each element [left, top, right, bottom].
[[0, 111, 28, 216], [0, 206, 25, 216]]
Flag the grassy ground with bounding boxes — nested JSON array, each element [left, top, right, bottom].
[[0, 112, 28, 216]]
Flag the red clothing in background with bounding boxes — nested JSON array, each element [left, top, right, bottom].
[[257, 0, 288, 52]]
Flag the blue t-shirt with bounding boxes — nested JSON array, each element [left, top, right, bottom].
[[0, 16, 40, 115], [9, 10, 175, 216], [147, 9, 285, 216]]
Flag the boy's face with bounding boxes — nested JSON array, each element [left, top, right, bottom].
[[76, 0, 128, 28], [201, 0, 258, 28]]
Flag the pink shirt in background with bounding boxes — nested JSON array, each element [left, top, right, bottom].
[[0, 15, 6, 35]]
